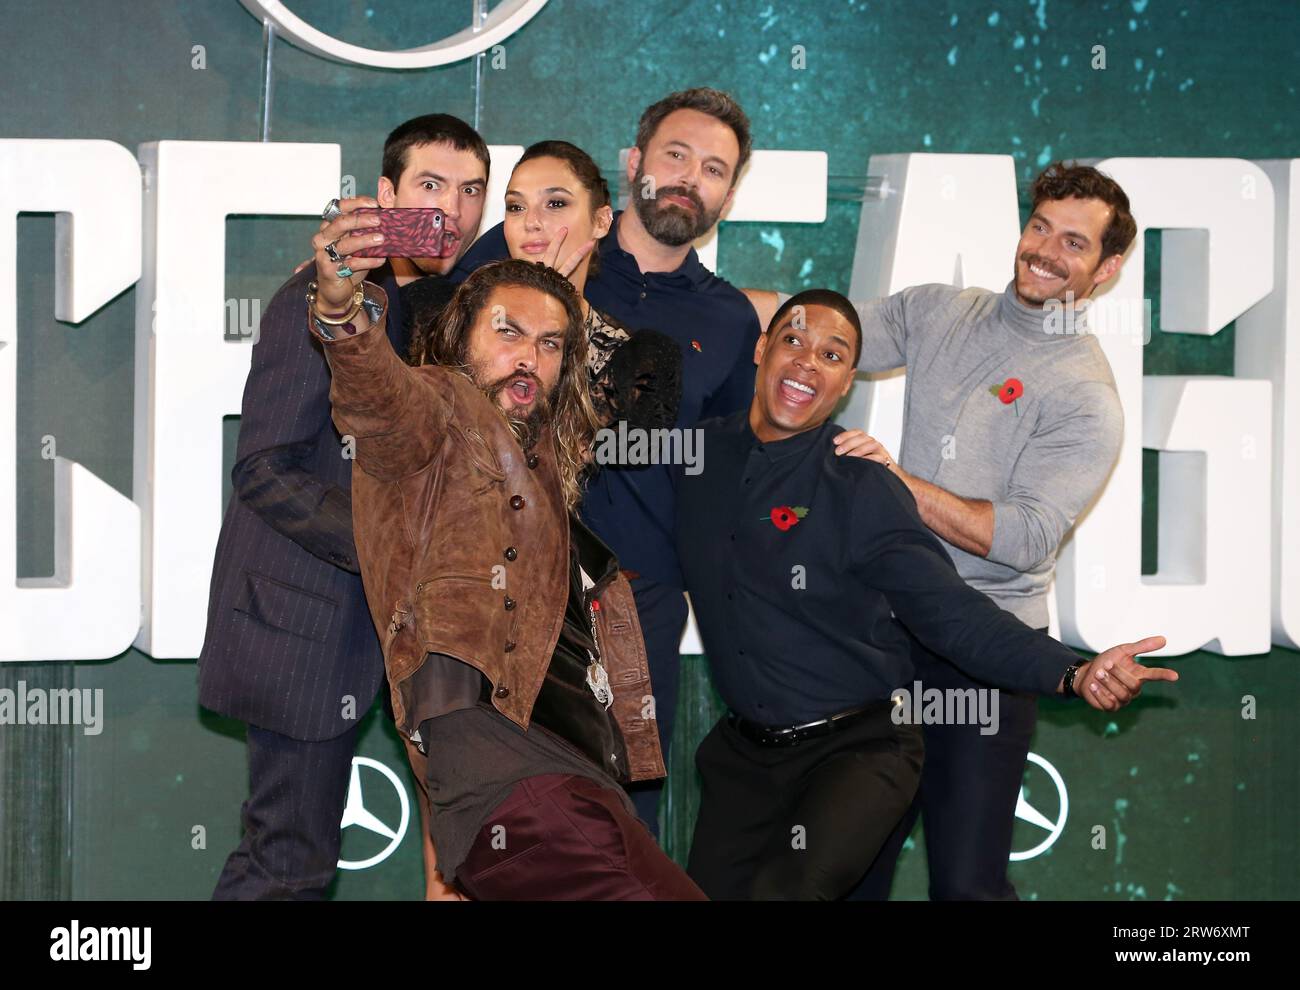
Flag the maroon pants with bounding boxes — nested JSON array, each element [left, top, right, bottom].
[[457, 774, 708, 901]]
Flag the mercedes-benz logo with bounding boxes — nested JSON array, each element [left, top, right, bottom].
[[1009, 751, 1068, 861], [337, 757, 410, 871]]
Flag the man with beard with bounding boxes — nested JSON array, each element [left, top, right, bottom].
[[452, 89, 761, 837], [302, 239, 707, 898], [199, 114, 486, 900], [744, 161, 1136, 900]]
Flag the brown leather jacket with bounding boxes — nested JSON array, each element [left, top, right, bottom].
[[308, 288, 665, 782]]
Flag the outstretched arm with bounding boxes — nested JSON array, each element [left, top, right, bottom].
[[854, 467, 1174, 708], [308, 284, 451, 482], [306, 201, 451, 481]]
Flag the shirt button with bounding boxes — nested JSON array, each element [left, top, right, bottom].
[[495, 684, 510, 698], [504, 596, 517, 611], [504, 546, 518, 561], [503, 641, 516, 652], [510, 495, 526, 510], [639, 291, 647, 299], [526, 453, 539, 469], [727, 593, 734, 601]]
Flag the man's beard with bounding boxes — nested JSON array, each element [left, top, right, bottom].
[[475, 367, 556, 450], [631, 161, 724, 248], [1015, 251, 1078, 305]]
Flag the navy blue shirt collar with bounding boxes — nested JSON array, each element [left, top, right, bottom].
[[598, 210, 712, 291], [720, 408, 841, 462]]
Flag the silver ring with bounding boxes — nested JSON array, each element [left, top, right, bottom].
[[324, 241, 342, 263], [321, 198, 342, 222], [335, 264, 354, 279]]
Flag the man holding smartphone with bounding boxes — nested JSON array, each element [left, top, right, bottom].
[[198, 114, 488, 900]]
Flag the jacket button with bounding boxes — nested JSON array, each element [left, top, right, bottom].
[[495, 684, 510, 698], [504, 596, 516, 610], [510, 495, 526, 510], [526, 453, 539, 469], [504, 546, 517, 561], [503, 641, 516, 652]]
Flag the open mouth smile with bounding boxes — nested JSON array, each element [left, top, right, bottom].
[[778, 377, 817, 406]]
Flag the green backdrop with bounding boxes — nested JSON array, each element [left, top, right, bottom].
[[1, 0, 1297, 900]]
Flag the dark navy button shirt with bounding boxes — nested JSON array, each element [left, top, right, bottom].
[[453, 211, 760, 587], [674, 410, 1079, 726]]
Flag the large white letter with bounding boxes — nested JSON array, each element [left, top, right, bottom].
[[1057, 158, 1274, 656], [1236, 159, 1300, 648], [133, 141, 338, 658], [843, 153, 1022, 456], [0, 139, 143, 661]]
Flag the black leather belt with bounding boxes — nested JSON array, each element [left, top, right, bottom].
[[725, 700, 894, 748]]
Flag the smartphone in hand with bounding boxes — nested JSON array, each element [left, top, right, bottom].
[[349, 207, 452, 259]]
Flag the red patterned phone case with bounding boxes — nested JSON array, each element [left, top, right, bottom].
[[349, 207, 449, 258]]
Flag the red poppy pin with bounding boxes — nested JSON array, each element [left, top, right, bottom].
[[691, 340, 702, 352], [763, 505, 810, 531], [990, 377, 1025, 416]]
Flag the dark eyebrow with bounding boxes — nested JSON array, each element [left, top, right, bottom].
[[662, 139, 732, 172], [505, 186, 574, 197], [1031, 211, 1092, 246], [415, 170, 486, 188], [501, 318, 566, 340], [827, 334, 853, 351]]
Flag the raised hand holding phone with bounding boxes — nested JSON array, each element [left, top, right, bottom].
[[309, 196, 387, 316]]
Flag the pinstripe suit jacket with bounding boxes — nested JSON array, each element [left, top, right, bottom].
[[196, 263, 412, 741]]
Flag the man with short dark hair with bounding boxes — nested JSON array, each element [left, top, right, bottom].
[[677, 288, 1172, 901], [453, 88, 762, 838], [198, 114, 488, 900], [745, 161, 1139, 900]]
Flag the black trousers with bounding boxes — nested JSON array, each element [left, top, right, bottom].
[[686, 703, 924, 900], [212, 721, 360, 900], [849, 633, 1043, 901]]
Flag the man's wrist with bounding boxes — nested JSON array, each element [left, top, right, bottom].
[[308, 282, 385, 340], [1060, 660, 1085, 698]]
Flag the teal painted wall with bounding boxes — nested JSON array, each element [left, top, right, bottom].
[[1, 0, 1297, 899]]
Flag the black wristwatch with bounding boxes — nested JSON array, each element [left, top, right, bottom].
[[1061, 661, 1085, 698]]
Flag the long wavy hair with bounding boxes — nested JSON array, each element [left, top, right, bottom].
[[408, 259, 598, 510]]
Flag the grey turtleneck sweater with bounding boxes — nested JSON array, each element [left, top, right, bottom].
[[836, 281, 1123, 630]]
